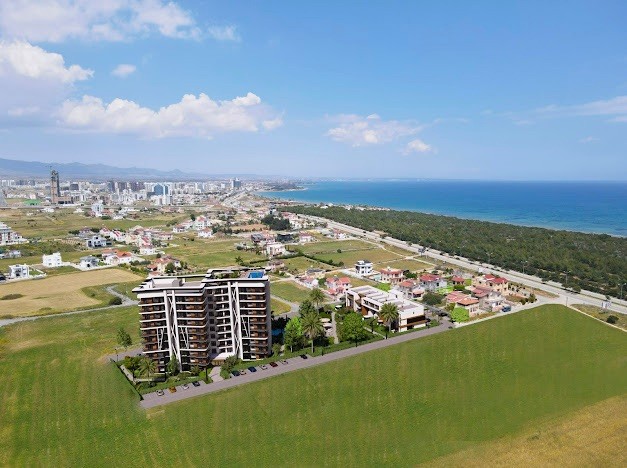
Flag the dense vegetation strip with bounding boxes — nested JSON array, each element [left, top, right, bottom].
[[284, 205, 627, 296]]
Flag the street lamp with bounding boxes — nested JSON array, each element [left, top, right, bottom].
[[621, 282, 626, 300], [522, 261, 528, 275]]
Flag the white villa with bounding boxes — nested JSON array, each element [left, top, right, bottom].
[[8, 264, 30, 279], [42, 252, 63, 268], [355, 260, 373, 276], [0, 222, 28, 246]]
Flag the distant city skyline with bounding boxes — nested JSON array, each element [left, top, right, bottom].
[[0, 1, 626, 180]]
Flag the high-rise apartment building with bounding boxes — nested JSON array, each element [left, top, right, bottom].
[[134, 268, 272, 372]]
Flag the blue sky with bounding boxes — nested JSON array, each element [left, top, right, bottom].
[[0, 1, 625, 180]]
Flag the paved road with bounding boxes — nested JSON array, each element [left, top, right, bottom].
[[305, 215, 627, 315], [140, 319, 451, 409]]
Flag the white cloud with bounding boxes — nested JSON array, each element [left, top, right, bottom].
[[0, 40, 93, 83], [111, 64, 136, 78], [7, 106, 40, 116], [326, 114, 422, 146], [207, 25, 241, 42], [58, 92, 282, 138], [0, 0, 202, 43], [403, 139, 432, 154], [535, 95, 627, 122], [579, 136, 598, 143]]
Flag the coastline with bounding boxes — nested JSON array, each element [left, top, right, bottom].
[[256, 180, 626, 237], [254, 192, 625, 238]]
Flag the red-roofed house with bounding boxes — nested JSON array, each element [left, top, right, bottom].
[[380, 266, 404, 285], [420, 274, 447, 291], [325, 276, 352, 297]]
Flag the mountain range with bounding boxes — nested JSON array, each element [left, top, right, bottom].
[[0, 157, 225, 180]]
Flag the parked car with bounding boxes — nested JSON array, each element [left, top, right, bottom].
[[300, 354, 308, 360], [232, 370, 240, 377], [280, 360, 288, 365], [248, 366, 257, 373], [182, 384, 189, 390], [260, 364, 268, 370], [191, 381, 201, 387], [168, 387, 177, 393], [269, 362, 278, 368], [239, 369, 247, 375], [156, 389, 165, 396]]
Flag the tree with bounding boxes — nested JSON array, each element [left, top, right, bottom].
[[139, 356, 156, 379], [423, 292, 444, 306], [272, 343, 281, 357], [284, 317, 304, 352], [451, 307, 470, 322], [298, 299, 317, 317], [606, 315, 619, 324], [301, 310, 325, 353], [166, 356, 179, 376], [190, 365, 201, 376], [235, 255, 244, 265], [378, 303, 399, 338], [164, 262, 175, 274], [190, 213, 196, 221], [528, 293, 537, 303], [309, 288, 325, 310], [116, 327, 132, 349], [340, 312, 367, 344], [221, 355, 240, 374]]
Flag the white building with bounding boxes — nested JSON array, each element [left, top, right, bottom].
[[355, 260, 373, 276], [79, 256, 100, 269], [91, 201, 104, 217], [86, 235, 110, 249], [266, 242, 286, 258], [42, 252, 63, 268], [345, 285, 426, 332], [139, 245, 157, 255], [197, 229, 214, 239], [0, 222, 28, 246], [8, 264, 30, 279]]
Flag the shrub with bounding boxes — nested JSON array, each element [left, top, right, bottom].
[[109, 296, 123, 305], [606, 315, 619, 324]]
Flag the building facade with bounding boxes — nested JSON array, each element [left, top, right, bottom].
[[134, 268, 272, 373]]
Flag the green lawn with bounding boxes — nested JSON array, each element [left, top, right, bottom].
[[270, 280, 311, 303], [270, 297, 292, 315], [0, 305, 625, 466], [164, 238, 261, 269]]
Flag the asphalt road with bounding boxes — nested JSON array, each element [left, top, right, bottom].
[[305, 215, 627, 315], [140, 318, 451, 409]]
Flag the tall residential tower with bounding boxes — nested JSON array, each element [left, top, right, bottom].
[[134, 268, 271, 372]]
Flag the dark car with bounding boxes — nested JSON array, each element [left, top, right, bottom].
[[248, 366, 257, 373], [269, 361, 278, 368], [232, 370, 240, 377], [300, 354, 308, 360], [192, 380, 201, 387]]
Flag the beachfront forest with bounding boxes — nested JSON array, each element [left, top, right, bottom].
[[285, 206, 627, 297]]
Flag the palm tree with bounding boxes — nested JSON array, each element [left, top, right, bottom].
[[378, 303, 399, 339], [309, 287, 325, 310], [139, 356, 157, 379], [301, 310, 325, 353]]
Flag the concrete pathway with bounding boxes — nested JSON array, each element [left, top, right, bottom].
[[140, 318, 450, 409]]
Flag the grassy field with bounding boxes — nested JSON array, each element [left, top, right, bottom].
[[270, 297, 291, 315], [427, 395, 627, 467], [0, 269, 142, 317], [281, 256, 330, 274], [297, 239, 405, 265], [165, 238, 261, 269], [379, 258, 433, 272], [572, 303, 626, 330], [0, 304, 625, 466], [270, 280, 312, 303], [0, 208, 182, 239]]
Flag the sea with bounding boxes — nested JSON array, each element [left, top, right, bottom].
[[259, 180, 627, 237]]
